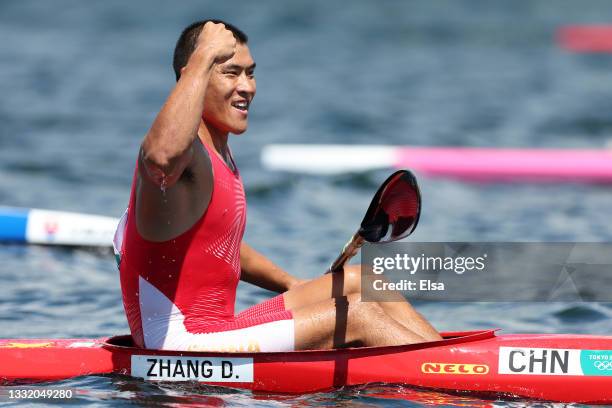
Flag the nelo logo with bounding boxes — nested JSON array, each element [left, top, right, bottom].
[[421, 363, 489, 375]]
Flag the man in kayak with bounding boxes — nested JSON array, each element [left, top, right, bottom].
[[114, 20, 441, 352]]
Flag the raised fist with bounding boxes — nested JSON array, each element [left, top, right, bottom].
[[197, 22, 236, 65]]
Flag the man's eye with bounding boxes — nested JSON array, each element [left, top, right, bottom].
[[225, 71, 238, 77]]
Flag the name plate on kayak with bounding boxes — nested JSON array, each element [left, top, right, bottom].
[[131, 355, 253, 382], [499, 347, 612, 376]]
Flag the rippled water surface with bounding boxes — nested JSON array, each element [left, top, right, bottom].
[[2, 0, 612, 406]]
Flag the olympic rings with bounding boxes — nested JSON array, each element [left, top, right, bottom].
[[593, 361, 612, 370]]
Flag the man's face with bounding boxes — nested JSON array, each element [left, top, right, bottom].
[[202, 43, 256, 135]]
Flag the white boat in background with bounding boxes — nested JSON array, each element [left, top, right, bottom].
[[0, 207, 117, 248]]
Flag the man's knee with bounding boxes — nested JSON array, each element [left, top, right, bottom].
[[344, 265, 362, 295], [346, 292, 361, 304]]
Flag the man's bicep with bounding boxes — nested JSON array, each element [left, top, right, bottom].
[[135, 142, 213, 241], [138, 141, 193, 188]]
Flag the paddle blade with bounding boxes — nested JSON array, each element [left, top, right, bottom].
[[358, 170, 421, 243]]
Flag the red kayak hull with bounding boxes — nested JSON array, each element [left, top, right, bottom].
[[1, 330, 610, 403]]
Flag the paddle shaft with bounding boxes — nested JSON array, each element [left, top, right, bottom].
[[328, 233, 365, 273]]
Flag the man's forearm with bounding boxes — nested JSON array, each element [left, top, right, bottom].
[[240, 242, 298, 293], [140, 49, 214, 186]]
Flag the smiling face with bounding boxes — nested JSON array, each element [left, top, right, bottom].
[[202, 43, 256, 135]]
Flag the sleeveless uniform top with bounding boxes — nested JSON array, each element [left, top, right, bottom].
[[116, 142, 247, 349]]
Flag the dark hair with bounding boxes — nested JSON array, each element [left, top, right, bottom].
[[173, 19, 248, 81]]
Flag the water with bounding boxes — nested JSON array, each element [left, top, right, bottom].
[[1, 0, 612, 406]]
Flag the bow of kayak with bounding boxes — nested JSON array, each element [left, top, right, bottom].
[[1, 330, 611, 403]]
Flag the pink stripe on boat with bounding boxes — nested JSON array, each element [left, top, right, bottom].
[[395, 147, 612, 182]]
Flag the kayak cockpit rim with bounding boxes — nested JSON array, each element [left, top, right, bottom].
[[102, 329, 498, 355]]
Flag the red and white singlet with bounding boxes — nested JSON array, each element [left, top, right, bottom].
[[114, 142, 294, 352]]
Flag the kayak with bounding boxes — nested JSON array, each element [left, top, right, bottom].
[[1, 330, 610, 403], [0, 207, 117, 247], [261, 144, 612, 183]]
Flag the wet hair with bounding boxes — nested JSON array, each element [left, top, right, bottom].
[[173, 19, 248, 81]]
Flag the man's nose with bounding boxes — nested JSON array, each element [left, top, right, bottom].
[[237, 73, 255, 94]]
